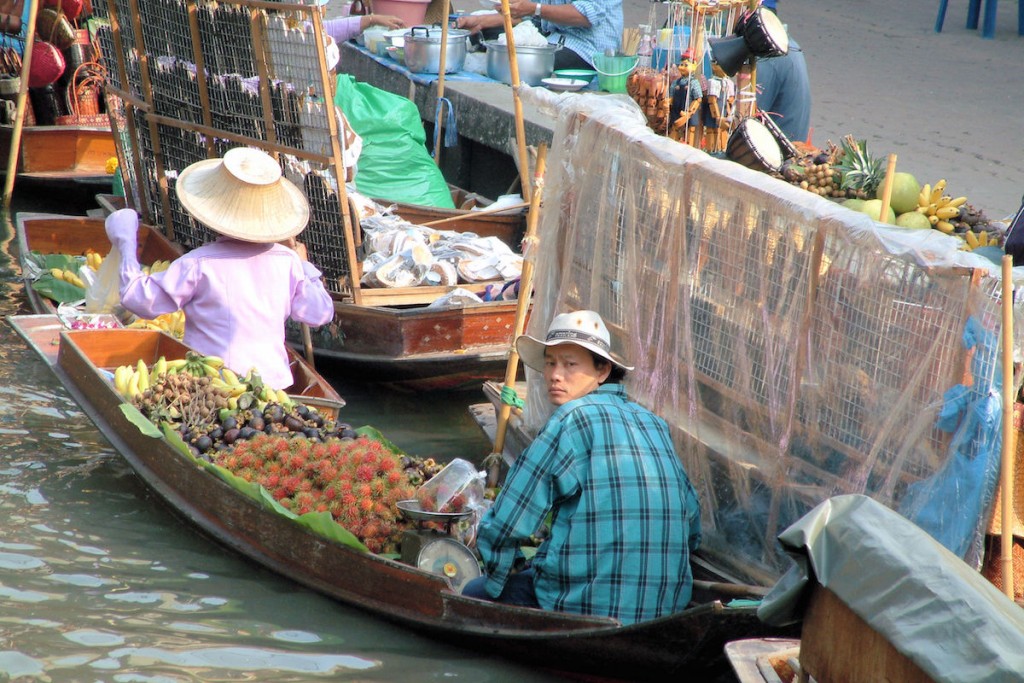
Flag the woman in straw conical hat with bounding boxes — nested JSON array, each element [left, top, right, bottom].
[[104, 147, 334, 390], [461, 310, 702, 625]]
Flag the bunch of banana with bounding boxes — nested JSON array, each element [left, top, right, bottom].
[[126, 310, 185, 339], [142, 259, 172, 275], [181, 351, 224, 378], [915, 179, 968, 235], [84, 251, 103, 271], [210, 365, 249, 402], [50, 267, 85, 289], [113, 358, 153, 399], [962, 230, 996, 251]]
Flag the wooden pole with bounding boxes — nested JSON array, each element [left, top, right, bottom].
[[433, 1, 451, 164], [2, 0, 40, 208], [497, 0, 531, 203], [1001, 254, 1016, 599], [486, 143, 547, 488], [878, 153, 897, 224], [419, 200, 529, 227]]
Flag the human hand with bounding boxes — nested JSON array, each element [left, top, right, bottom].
[[104, 208, 139, 255], [370, 14, 405, 30], [457, 13, 503, 33], [505, 0, 536, 20]]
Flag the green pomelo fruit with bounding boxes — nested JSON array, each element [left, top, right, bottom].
[[842, 198, 866, 212], [895, 211, 932, 229], [877, 172, 921, 215], [861, 199, 896, 224]]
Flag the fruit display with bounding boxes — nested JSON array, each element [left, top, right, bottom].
[[111, 349, 447, 554], [126, 310, 186, 338], [217, 433, 415, 553]]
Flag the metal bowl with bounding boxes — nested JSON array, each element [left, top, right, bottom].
[[484, 40, 561, 86], [396, 499, 474, 522]]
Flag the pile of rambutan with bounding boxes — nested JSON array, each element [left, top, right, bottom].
[[215, 433, 415, 553]]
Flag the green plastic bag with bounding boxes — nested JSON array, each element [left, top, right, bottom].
[[334, 74, 454, 209]]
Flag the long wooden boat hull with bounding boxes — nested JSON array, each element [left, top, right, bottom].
[[8, 314, 789, 680], [64, 209, 519, 390], [0, 124, 116, 179], [300, 300, 518, 390]]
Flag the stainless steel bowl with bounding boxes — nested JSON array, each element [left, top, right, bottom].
[[403, 25, 470, 74], [484, 40, 561, 86]]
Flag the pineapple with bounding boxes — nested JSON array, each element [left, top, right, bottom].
[[835, 135, 884, 199]]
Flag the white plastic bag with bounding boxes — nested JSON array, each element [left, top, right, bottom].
[[84, 244, 124, 315]]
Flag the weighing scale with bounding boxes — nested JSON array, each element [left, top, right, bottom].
[[396, 499, 481, 592]]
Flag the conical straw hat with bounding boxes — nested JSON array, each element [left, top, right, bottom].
[[175, 147, 310, 243]]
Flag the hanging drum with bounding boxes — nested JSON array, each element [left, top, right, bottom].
[[726, 117, 784, 174], [734, 7, 789, 58]]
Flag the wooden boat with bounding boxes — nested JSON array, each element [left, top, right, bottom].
[[376, 184, 527, 246], [8, 310, 790, 680], [16, 212, 180, 316], [0, 123, 116, 180], [73, 203, 522, 391], [14, 213, 343, 414]]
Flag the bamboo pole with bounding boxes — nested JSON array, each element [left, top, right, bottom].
[[486, 143, 547, 488], [1001, 254, 1016, 599], [2, 0, 40, 209], [433, 1, 451, 164], [497, 0, 531, 203], [419, 200, 529, 227], [877, 153, 897, 223]]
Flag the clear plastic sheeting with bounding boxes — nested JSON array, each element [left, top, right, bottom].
[[758, 495, 1024, 683], [519, 87, 1024, 585]]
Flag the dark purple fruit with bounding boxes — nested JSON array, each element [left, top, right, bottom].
[[248, 416, 265, 431], [221, 416, 239, 431], [295, 404, 310, 418], [284, 415, 305, 432], [264, 405, 285, 423], [195, 435, 213, 452], [208, 427, 223, 441], [341, 428, 357, 439], [303, 427, 320, 439], [222, 428, 241, 445], [238, 426, 258, 440]]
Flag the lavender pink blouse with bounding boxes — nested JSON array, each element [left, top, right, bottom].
[[118, 238, 334, 390]]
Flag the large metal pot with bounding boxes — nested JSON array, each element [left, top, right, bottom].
[[484, 40, 561, 86], [403, 25, 469, 74]]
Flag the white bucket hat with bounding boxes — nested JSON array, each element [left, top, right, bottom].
[[516, 310, 634, 373], [175, 147, 310, 243]]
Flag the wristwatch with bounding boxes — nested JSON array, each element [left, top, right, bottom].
[[534, 2, 542, 18]]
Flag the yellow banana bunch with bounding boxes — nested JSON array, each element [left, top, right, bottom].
[[112, 359, 151, 399], [50, 267, 86, 288], [916, 179, 967, 234], [84, 251, 103, 271], [962, 230, 994, 251], [149, 356, 168, 384], [126, 310, 185, 339]]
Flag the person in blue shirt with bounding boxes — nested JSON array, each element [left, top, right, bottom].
[[457, 0, 622, 71], [462, 310, 702, 625], [753, 0, 811, 143]]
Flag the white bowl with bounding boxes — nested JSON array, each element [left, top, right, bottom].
[[384, 28, 408, 48], [386, 45, 405, 65], [541, 77, 588, 92]]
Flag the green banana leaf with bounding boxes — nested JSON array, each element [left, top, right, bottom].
[[28, 251, 86, 303]]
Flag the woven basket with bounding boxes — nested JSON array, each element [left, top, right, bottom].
[[55, 61, 108, 126]]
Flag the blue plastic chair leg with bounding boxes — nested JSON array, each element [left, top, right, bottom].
[[967, 0, 983, 28], [1019, 0, 1024, 35], [935, 0, 950, 31], [982, 0, 997, 37]]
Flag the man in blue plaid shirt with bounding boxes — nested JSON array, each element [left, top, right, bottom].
[[462, 311, 702, 625]]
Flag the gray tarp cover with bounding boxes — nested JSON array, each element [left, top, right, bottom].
[[757, 495, 1024, 682]]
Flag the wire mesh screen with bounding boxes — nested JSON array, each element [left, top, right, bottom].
[[93, 0, 354, 296], [523, 91, 1023, 584]]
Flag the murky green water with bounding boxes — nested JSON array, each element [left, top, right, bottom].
[[0, 187, 563, 682]]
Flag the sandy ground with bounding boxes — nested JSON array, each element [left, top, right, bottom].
[[618, 0, 1024, 221]]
